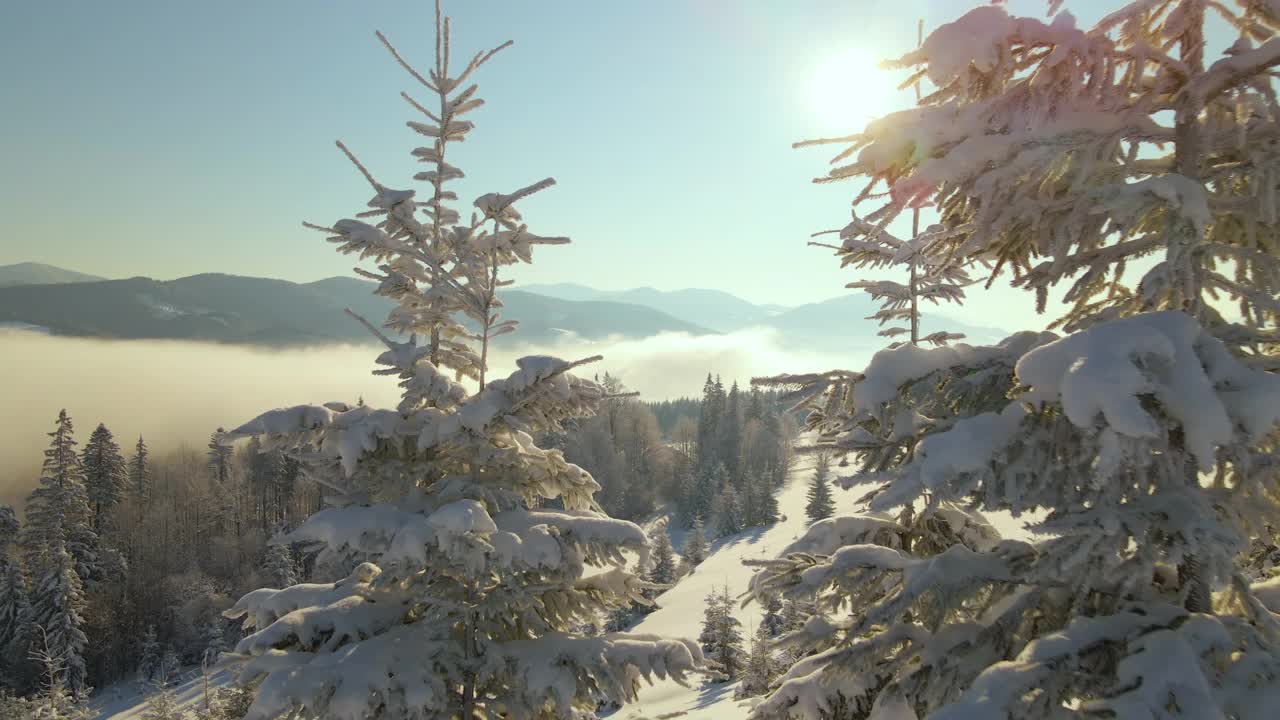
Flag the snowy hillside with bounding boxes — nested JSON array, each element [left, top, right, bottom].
[[615, 454, 827, 719], [87, 456, 824, 720], [91, 670, 233, 720]]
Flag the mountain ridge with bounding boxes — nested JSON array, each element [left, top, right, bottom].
[[0, 271, 713, 346], [0, 263, 1011, 350], [0, 261, 106, 287]]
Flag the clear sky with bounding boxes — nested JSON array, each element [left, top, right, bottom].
[[0, 1, 1171, 329]]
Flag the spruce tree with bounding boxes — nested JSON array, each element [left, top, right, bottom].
[[697, 587, 743, 683], [697, 589, 724, 662], [648, 524, 677, 586], [202, 621, 226, 667], [21, 410, 99, 590], [159, 645, 180, 685], [129, 436, 151, 505], [696, 375, 721, 468], [762, 411, 787, 489], [750, 2, 1280, 716], [737, 623, 776, 699], [715, 486, 743, 538], [31, 526, 89, 698], [758, 593, 785, 638], [754, 470, 778, 526], [719, 381, 743, 481], [259, 543, 297, 589], [744, 388, 764, 423], [27, 625, 94, 720], [81, 423, 127, 536], [682, 515, 709, 567], [206, 429, 232, 487], [137, 625, 161, 684], [804, 453, 835, 523], [676, 470, 700, 526], [692, 465, 720, 522], [0, 506, 32, 691], [141, 687, 192, 720], [816, 217, 969, 348], [216, 4, 699, 717], [740, 468, 759, 527]]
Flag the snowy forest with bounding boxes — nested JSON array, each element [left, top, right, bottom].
[[4, 0, 1280, 718]]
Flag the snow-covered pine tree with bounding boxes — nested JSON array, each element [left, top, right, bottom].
[[0, 506, 33, 692], [258, 542, 297, 589], [142, 684, 192, 720], [202, 621, 225, 667], [129, 436, 151, 506], [696, 375, 723, 469], [691, 465, 719, 524], [206, 429, 232, 487], [804, 453, 835, 523], [649, 522, 677, 586], [750, 2, 1280, 717], [682, 515, 709, 568], [719, 381, 743, 481], [26, 626, 93, 720], [216, 4, 699, 718], [757, 593, 785, 638], [158, 646, 180, 686], [697, 586, 744, 683], [676, 471, 699, 526], [740, 468, 758, 528], [137, 625, 160, 685], [807, 0, 1280, 360], [81, 423, 127, 536], [737, 623, 777, 699], [754, 470, 779, 527], [21, 410, 100, 591], [30, 524, 89, 699], [715, 485, 743, 538], [815, 217, 970, 347]]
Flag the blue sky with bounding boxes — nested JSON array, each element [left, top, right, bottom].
[[0, 1, 1188, 328]]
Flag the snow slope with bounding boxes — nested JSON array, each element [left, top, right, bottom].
[[91, 669, 233, 719], [615, 454, 829, 719]]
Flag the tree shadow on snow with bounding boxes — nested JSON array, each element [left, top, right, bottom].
[[710, 524, 770, 550], [692, 680, 744, 712]]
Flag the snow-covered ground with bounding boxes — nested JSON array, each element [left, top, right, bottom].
[[615, 454, 824, 719], [91, 669, 233, 719]]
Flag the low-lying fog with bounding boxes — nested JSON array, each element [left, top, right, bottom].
[[1, 328, 860, 505]]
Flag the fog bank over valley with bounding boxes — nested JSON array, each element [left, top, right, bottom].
[[1, 327, 858, 505]]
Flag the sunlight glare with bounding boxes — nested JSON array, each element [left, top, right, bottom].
[[805, 47, 915, 133]]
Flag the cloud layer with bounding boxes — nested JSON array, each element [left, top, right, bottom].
[[1, 328, 863, 505]]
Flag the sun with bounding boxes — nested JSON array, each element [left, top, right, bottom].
[[804, 47, 916, 133]]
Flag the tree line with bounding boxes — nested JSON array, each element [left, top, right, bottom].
[[0, 409, 322, 712]]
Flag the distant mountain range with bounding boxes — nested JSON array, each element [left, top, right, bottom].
[[0, 262, 105, 287], [0, 263, 1008, 349], [522, 281, 1008, 347], [519, 282, 790, 332]]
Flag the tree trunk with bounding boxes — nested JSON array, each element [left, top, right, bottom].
[[461, 610, 477, 718], [1172, 3, 1212, 615]]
